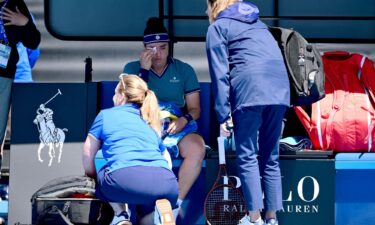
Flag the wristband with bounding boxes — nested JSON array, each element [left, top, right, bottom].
[[183, 113, 193, 123]]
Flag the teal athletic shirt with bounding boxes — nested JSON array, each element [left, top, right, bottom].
[[123, 58, 200, 108], [89, 103, 169, 173]]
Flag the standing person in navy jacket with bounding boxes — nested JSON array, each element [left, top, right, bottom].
[[205, 1, 290, 225], [0, 0, 40, 155]]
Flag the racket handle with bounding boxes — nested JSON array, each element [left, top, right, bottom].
[[231, 130, 236, 151], [217, 136, 226, 164]]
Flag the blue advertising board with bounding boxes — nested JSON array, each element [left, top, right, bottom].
[[206, 156, 335, 225], [335, 153, 375, 225]]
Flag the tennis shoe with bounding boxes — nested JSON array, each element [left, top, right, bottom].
[[110, 211, 132, 225], [265, 218, 278, 225], [238, 215, 264, 225], [154, 199, 175, 225]]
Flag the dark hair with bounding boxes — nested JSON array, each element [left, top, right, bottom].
[[143, 17, 168, 36]]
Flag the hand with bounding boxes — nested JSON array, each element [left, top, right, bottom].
[[2, 7, 29, 26], [220, 119, 233, 137], [139, 49, 154, 70], [167, 117, 187, 135]]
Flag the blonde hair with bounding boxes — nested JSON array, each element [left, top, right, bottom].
[[118, 74, 161, 135], [207, 0, 238, 22]]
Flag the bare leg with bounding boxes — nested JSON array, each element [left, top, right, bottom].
[[265, 210, 277, 220], [248, 210, 262, 222], [177, 133, 205, 200]]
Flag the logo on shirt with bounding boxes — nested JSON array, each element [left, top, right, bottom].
[[169, 76, 180, 83], [33, 89, 68, 167]]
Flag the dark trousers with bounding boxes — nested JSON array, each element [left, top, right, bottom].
[[233, 105, 286, 211], [96, 166, 178, 217]]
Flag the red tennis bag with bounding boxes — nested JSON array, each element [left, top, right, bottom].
[[295, 51, 375, 152]]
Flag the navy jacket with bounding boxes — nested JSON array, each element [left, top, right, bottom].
[[206, 2, 290, 123]]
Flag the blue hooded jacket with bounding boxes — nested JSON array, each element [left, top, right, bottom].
[[206, 1, 290, 123]]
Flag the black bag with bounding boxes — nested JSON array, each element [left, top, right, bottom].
[[269, 26, 325, 106], [31, 175, 113, 225]]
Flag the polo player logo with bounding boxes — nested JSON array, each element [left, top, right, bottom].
[[33, 89, 68, 166]]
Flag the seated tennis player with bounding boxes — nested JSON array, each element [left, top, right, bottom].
[[123, 17, 206, 219]]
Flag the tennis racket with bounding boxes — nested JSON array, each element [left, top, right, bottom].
[[204, 134, 247, 225]]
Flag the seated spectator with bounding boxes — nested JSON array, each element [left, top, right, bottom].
[[123, 17, 206, 218], [0, 0, 41, 168], [3, 12, 40, 147], [82, 74, 178, 225]]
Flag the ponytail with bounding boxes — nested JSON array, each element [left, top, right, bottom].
[[118, 74, 161, 135], [141, 89, 161, 135]]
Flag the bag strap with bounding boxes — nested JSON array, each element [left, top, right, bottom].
[[357, 55, 374, 151], [37, 204, 73, 225], [295, 104, 327, 150], [294, 106, 311, 131], [293, 106, 322, 147]]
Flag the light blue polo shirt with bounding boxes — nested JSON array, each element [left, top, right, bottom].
[[89, 103, 169, 173], [123, 58, 200, 108]]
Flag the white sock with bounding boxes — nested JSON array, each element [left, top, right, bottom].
[[172, 199, 183, 220], [176, 198, 183, 207], [109, 202, 130, 218]]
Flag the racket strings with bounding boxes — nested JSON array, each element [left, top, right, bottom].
[[205, 186, 246, 225]]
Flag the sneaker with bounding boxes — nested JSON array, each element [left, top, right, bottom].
[[238, 215, 265, 225], [154, 199, 175, 225], [265, 218, 278, 225], [110, 211, 132, 225]]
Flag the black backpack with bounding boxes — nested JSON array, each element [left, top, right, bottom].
[[269, 26, 325, 106]]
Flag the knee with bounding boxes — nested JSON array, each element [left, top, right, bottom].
[[191, 143, 206, 162], [179, 135, 206, 161]]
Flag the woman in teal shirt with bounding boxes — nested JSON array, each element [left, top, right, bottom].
[[123, 19, 206, 218]]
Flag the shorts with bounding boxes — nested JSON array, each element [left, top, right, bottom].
[[159, 102, 198, 158]]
